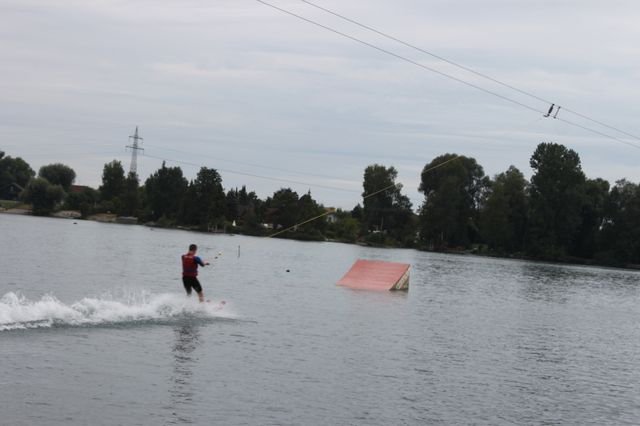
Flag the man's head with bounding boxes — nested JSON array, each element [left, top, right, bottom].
[[189, 244, 197, 254]]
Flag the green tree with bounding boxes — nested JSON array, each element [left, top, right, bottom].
[[119, 172, 140, 217], [351, 204, 363, 221], [99, 160, 126, 201], [21, 177, 65, 215], [64, 187, 100, 218], [480, 166, 528, 253], [597, 180, 640, 265], [362, 164, 414, 244], [0, 155, 35, 199], [38, 163, 76, 191], [572, 178, 610, 259], [297, 190, 326, 236], [418, 154, 489, 248], [181, 167, 225, 230], [527, 142, 586, 258], [327, 209, 361, 243], [236, 186, 264, 233], [225, 188, 240, 223], [144, 162, 188, 222], [363, 165, 400, 229], [388, 192, 415, 246], [265, 188, 300, 230]]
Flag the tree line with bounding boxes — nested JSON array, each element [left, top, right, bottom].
[[1, 143, 639, 266]]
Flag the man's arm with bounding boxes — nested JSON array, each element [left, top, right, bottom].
[[195, 256, 210, 266]]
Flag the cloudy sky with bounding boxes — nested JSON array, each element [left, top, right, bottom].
[[2, 0, 639, 209]]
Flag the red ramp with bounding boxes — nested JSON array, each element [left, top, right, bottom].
[[337, 259, 410, 291]]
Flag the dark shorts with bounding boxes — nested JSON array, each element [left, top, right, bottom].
[[182, 276, 203, 294]]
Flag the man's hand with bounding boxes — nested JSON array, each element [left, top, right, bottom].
[[205, 262, 211, 266]]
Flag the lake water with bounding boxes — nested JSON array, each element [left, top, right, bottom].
[[1, 214, 640, 425]]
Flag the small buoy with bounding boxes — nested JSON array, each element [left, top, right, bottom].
[[286, 269, 290, 273], [73, 222, 78, 225]]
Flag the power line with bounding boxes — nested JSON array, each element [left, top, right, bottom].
[[145, 151, 419, 238], [555, 117, 640, 151], [256, 0, 640, 150], [143, 152, 361, 194], [299, 0, 640, 143], [267, 154, 462, 238], [559, 107, 640, 142], [255, 0, 543, 116], [126, 126, 144, 175], [145, 148, 465, 205], [268, 181, 402, 238], [143, 151, 445, 238], [301, 1, 550, 104], [267, 210, 332, 238], [151, 144, 352, 182]]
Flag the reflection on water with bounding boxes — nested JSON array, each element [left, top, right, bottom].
[[168, 323, 201, 425], [518, 262, 640, 304], [519, 264, 574, 304]]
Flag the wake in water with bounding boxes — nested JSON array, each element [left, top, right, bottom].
[[0, 291, 233, 331]]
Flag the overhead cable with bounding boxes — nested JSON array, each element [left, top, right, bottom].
[[256, 0, 640, 150], [143, 152, 361, 193], [267, 154, 462, 238], [300, 0, 640, 143], [255, 0, 544, 116]]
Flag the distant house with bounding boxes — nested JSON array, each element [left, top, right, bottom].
[[325, 207, 338, 223], [1, 182, 24, 201], [69, 185, 92, 194], [262, 207, 279, 230]]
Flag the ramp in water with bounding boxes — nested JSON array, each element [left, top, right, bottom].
[[337, 259, 410, 291]]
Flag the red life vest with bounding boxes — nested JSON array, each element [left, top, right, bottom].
[[182, 254, 199, 277]]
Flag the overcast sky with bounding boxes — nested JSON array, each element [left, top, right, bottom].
[[2, 0, 639, 209]]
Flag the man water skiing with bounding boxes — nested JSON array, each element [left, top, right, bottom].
[[181, 244, 210, 302]]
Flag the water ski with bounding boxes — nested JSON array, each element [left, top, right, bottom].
[[206, 300, 226, 308]]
